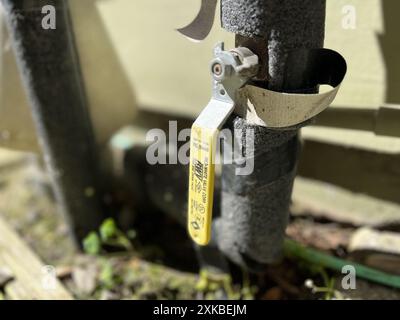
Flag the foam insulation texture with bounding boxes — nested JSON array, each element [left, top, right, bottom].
[[217, 0, 326, 269]]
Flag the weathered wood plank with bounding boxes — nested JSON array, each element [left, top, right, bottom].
[[0, 216, 73, 300], [292, 177, 400, 227]]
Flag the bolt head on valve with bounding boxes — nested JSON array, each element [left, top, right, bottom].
[[209, 42, 259, 93], [212, 63, 222, 75], [211, 58, 233, 82]]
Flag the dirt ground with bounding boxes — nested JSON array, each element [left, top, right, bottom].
[[0, 149, 399, 300]]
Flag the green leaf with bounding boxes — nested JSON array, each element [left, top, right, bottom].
[[83, 232, 101, 255], [100, 218, 118, 241], [99, 261, 116, 290]]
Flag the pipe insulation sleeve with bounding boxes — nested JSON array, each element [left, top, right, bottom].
[[217, 0, 326, 268], [0, 0, 106, 242], [221, 0, 326, 90]]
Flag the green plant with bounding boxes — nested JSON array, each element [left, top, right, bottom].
[[98, 260, 121, 290], [304, 276, 345, 300], [100, 218, 133, 250], [240, 269, 257, 300], [83, 231, 101, 255], [195, 269, 256, 300], [82, 218, 133, 255]]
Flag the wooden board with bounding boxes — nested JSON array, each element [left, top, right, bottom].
[[0, 216, 73, 300]]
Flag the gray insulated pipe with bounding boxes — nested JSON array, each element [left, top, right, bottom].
[[1, 0, 106, 243], [215, 0, 326, 269]]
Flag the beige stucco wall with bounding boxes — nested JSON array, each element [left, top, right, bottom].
[[0, 0, 399, 152]]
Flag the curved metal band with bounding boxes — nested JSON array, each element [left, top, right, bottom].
[[242, 48, 347, 128]]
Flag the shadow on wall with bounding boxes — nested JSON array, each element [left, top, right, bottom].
[[298, 140, 400, 205], [70, 0, 137, 148], [0, 12, 38, 151], [299, 0, 400, 205], [0, 0, 137, 152], [378, 0, 400, 104]]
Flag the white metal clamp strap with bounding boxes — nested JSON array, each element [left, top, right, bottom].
[[241, 48, 348, 128], [188, 42, 259, 245]]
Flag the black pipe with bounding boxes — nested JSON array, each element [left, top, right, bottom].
[[1, 0, 105, 243], [217, 0, 327, 269]]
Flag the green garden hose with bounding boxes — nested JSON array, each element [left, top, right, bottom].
[[284, 238, 400, 289]]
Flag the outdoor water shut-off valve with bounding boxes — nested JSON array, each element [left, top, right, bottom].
[[183, 1, 347, 273], [187, 42, 347, 247], [188, 42, 259, 245]]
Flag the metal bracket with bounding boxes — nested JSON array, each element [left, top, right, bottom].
[[210, 43, 259, 104], [193, 42, 259, 130]]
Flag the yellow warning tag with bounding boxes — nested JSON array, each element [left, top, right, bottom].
[[186, 42, 259, 246], [188, 124, 218, 246]]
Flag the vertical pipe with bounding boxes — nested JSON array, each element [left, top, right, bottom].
[[1, 0, 105, 243], [217, 0, 326, 269]]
